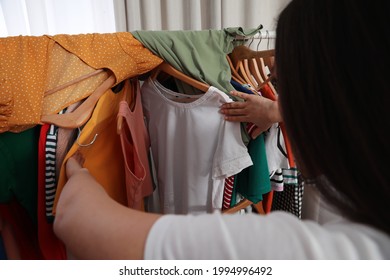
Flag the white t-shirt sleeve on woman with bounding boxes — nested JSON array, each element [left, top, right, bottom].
[[144, 211, 390, 259]]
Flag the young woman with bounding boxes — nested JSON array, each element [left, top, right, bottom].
[[53, 0, 390, 259]]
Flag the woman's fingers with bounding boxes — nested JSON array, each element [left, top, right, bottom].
[[65, 152, 85, 178], [220, 103, 242, 114], [220, 91, 250, 114], [220, 107, 245, 116], [229, 90, 249, 100], [223, 115, 249, 122], [66, 158, 81, 178]]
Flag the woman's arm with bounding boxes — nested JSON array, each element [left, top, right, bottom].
[[53, 156, 161, 260]]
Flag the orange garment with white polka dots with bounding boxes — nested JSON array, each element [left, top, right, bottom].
[[0, 32, 162, 133]]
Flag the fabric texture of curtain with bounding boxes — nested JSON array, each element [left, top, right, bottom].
[[1, 0, 290, 45], [114, 0, 290, 50], [114, 0, 290, 32], [0, 0, 116, 37]]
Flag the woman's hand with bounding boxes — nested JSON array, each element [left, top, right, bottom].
[[220, 90, 282, 133], [54, 153, 160, 259]]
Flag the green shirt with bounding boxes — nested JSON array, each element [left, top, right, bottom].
[[132, 26, 261, 95], [231, 133, 271, 205], [0, 127, 39, 224]]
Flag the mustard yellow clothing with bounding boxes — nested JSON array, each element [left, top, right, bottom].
[[0, 33, 162, 133], [53, 80, 133, 214]]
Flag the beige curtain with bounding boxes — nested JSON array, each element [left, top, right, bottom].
[[114, 0, 290, 50], [114, 0, 290, 31], [1, 0, 290, 46]]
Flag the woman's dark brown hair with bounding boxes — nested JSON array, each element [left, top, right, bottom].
[[275, 0, 390, 234]]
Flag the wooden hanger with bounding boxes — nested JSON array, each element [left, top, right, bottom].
[[255, 56, 277, 94], [41, 73, 116, 129], [241, 59, 258, 89], [226, 55, 246, 85], [227, 55, 259, 96], [245, 57, 274, 91], [253, 201, 266, 214], [232, 59, 256, 89], [230, 45, 275, 66], [222, 199, 252, 214], [151, 62, 210, 93], [253, 51, 277, 94], [222, 197, 266, 215], [44, 69, 105, 97], [248, 57, 264, 87], [263, 56, 275, 74], [229, 45, 276, 92], [222, 198, 266, 214]]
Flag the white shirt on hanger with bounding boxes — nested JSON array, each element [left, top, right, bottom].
[[141, 77, 253, 214]]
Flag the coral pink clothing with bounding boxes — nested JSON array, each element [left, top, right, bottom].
[[118, 79, 154, 210]]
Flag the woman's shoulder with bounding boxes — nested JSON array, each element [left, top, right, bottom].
[[144, 211, 390, 260]]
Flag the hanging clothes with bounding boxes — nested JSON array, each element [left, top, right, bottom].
[[0, 32, 162, 133], [141, 77, 252, 214], [230, 133, 271, 206], [132, 26, 261, 95], [45, 123, 59, 222], [117, 79, 154, 210], [55, 102, 82, 181], [264, 123, 298, 191], [53, 76, 135, 215], [0, 234, 6, 260], [272, 173, 304, 219], [0, 199, 43, 259], [224, 80, 271, 211], [0, 127, 40, 224], [37, 124, 66, 259]]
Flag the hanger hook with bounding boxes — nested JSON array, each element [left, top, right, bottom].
[[247, 35, 255, 49], [76, 127, 98, 147], [256, 30, 263, 51], [266, 30, 271, 50]]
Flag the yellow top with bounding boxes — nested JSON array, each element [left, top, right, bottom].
[[0, 32, 162, 133]]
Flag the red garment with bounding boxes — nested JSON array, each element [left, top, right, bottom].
[[259, 84, 295, 167], [259, 84, 296, 213], [0, 199, 42, 259], [37, 124, 66, 259], [222, 175, 235, 210]]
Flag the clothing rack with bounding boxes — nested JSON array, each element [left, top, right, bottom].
[[235, 30, 276, 41], [253, 30, 276, 39]]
